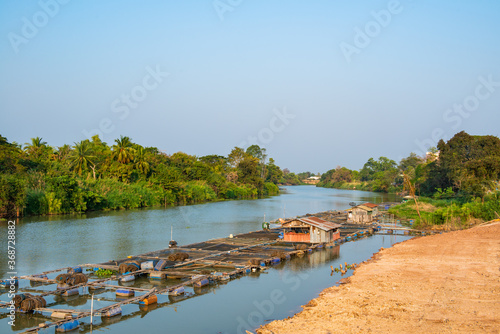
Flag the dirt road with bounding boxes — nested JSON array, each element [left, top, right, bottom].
[[258, 222, 500, 333]]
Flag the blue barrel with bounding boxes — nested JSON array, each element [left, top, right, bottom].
[[67, 266, 82, 274], [193, 278, 209, 288], [62, 288, 79, 297], [120, 274, 135, 282], [271, 258, 280, 265], [154, 259, 168, 271], [0, 278, 18, 287], [55, 320, 79, 332], [260, 261, 266, 267], [102, 306, 122, 318], [140, 261, 155, 270], [169, 286, 185, 296], [116, 288, 134, 297], [278, 231, 284, 239]]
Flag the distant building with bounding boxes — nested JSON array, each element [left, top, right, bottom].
[[348, 203, 378, 223], [281, 216, 341, 243], [302, 176, 321, 185]]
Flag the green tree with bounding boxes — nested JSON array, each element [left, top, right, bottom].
[[228, 147, 246, 168], [134, 147, 150, 176], [113, 136, 135, 164], [70, 140, 96, 177]]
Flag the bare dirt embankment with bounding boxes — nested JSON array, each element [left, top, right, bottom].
[[258, 222, 500, 334]]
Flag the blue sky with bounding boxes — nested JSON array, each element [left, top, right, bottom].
[[1, 0, 499, 172]]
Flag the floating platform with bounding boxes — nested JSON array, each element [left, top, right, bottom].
[[0, 214, 382, 333]]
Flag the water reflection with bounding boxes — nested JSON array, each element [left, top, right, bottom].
[[0, 186, 404, 333]]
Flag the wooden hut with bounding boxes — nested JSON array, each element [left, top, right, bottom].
[[348, 203, 378, 223], [281, 216, 341, 243]]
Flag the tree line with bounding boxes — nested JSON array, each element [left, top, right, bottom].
[[0, 135, 288, 218], [319, 131, 500, 200]]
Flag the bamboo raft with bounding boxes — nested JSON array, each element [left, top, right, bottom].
[[0, 223, 376, 333]]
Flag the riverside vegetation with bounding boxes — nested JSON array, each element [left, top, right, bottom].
[[318, 131, 500, 228], [0, 135, 289, 218]]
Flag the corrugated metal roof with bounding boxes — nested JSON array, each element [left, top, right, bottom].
[[295, 216, 341, 231], [353, 205, 373, 212], [363, 203, 379, 208]]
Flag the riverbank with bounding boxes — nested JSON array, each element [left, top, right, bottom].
[[258, 220, 500, 333]]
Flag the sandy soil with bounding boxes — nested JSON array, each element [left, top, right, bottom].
[[258, 221, 500, 334]]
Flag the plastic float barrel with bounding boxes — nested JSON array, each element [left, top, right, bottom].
[[116, 289, 134, 297], [102, 306, 122, 318], [0, 278, 18, 287], [140, 261, 155, 270], [317, 244, 324, 249], [62, 288, 79, 297], [193, 278, 209, 288], [120, 274, 135, 282], [271, 258, 280, 265], [149, 272, 166, 280], [139, 295, 157, 305], [169, 286, 185, 296], [346, 236, 352, 241], [307, 248, 312, 253], [244, 268, 251, 274], [55, 319, 79, 332], [154, 259, 168, 271], [67, 266, 82, 274], [260, 261, 266, 267]]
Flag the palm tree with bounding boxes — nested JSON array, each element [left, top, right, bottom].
[[134, 147, 150, 175], [70, 140, 96, 177], [112, 136, 135, 163], [24, 137, 48, 157]]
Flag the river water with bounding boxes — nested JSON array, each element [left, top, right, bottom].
[[0, 186, 410, 333]]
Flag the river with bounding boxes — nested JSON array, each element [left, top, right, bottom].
[[0, 186, 410, 333]]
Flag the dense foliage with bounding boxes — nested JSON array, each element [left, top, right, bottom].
[[0, 135, 284, 218], [319, 131, 500, 200], [319, 131, 500, 226]]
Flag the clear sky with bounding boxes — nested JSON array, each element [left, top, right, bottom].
[[1, 0, 499, 173]]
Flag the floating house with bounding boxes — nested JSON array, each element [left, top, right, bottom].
[[348, 203, 378, 223], [281, 216, 341, 243]]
